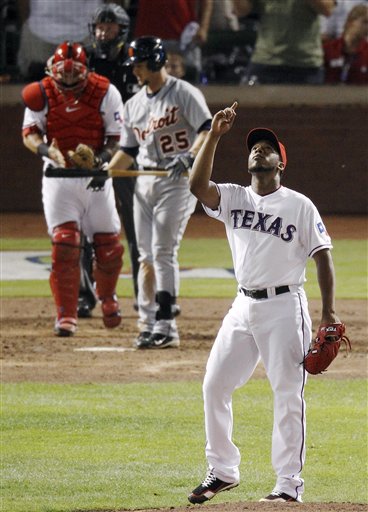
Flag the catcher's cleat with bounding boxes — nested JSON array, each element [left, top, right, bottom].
[[135, 331, 152, 349], [101, 296, 121, 328], [259, 491, 300, 502], [149, 332, 180, 349], [188, 470, 239, 504], [54, 317, 77, 337]]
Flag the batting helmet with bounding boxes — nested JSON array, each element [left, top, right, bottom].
[[89, 3, 130, 59], [46, 41, 88, 94], [125, 36, 167, 72]]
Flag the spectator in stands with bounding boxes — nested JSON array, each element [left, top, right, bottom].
[[209, 0, 239, 31], [133, 0, 213, 82], [323, 3, 368, 84], [1, 0, 20, 81], [201, 0, 258, 84], [16, 0, 124, 81], [165, 51, 187, 79], [241, 0, 336, 85], [320, 0, 368, 41]]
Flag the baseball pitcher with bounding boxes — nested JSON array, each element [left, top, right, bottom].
[[187, 102, 345, 504]]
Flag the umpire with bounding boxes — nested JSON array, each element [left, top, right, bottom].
[[78, 3, 140, 317]]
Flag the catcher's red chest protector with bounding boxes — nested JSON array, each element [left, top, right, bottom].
[[22, 73, 110, 165]]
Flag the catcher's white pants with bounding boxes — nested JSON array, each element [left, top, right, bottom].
[[42, 174, 121, 238], [203, 287, 311, 501]]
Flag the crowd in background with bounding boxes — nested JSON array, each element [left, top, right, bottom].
[[1, 0, 367, 85]]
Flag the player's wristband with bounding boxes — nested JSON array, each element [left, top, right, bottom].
[[188, 153, 195, 167], [37, 143, 49, 157]]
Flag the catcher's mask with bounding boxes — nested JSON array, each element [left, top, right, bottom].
[[46, 41, 88, 95], [89, 3, 130, 60], [246, 127, 287, 169], [124, 36, 167, 72]]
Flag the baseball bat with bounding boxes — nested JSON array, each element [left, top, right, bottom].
[[44, 166, 188, 178]]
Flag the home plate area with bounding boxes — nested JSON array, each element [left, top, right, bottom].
[[0, 251, 234, 280]]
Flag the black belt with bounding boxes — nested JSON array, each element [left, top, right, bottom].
[[240, 285, 290, 300]]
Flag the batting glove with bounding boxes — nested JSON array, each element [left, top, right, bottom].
[[87, 176, 106, 191], [86, 161, 108, 191], [165, 152, 194, 181]]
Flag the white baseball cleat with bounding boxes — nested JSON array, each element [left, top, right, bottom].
[[259, 491, 301, 502]]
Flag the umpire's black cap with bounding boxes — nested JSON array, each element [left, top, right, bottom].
[[246, 128, 287, 168]]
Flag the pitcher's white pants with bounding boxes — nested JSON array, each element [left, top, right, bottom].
[[203, 288, 311, 501]]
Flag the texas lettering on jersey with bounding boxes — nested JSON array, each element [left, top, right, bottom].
[[133, 106, 179, 141], [231, 209, 297, 242]]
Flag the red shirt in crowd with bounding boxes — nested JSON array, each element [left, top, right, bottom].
[[134, 0, 197, 40], [323, 37, 368, 84]]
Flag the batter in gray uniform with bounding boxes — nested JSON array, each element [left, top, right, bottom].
[[108, 36, 212, 348]]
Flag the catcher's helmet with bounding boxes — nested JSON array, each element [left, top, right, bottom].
[[89, 3, 130, 59], [46, 41, 88, 94], [125, 36, 167, 71]]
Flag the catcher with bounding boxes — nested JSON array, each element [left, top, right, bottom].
[[21, 41, 124, 337]]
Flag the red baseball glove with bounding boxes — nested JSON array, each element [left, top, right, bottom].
[[304, 323, 351, 375]]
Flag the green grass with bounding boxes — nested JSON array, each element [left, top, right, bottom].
[[1, 235, 366, 511], [0, 238, 51, 251], [1, 380, 366, 512], [0, 238, 366, 299]]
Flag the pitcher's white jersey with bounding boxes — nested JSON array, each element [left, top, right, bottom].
[[120, 75, 212, 167], [204, 184, 332, 288]]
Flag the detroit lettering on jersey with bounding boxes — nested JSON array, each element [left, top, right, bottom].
[[134, 106, 179, 141], [231, 209, 297, 242]]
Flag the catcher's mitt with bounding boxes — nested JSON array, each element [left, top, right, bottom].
[[304, 323, 351, 375], [68, 144, 96, 169]]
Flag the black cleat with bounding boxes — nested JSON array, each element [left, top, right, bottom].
[[77, 303, 92, 318], [77, 297, 95, 318], [149, 332, 180, 349], [188, 470, 238, 504], [135, 331, 152, 349]]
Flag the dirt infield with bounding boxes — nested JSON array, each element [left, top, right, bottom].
[[1, 296, 366, 384], [1, 213, 366, 512]]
